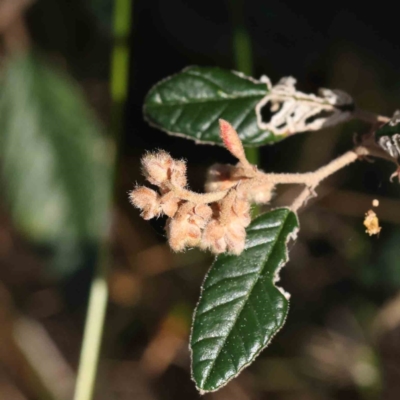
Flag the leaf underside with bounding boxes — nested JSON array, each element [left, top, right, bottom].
[[144, 66, 277, 146], [190, 208, 299, 393]]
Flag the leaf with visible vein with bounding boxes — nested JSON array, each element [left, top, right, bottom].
[[144, 67, 354, 147], [144, 66, 274, 146], [190, 208, 298, 393]]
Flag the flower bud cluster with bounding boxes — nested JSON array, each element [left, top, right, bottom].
[[129, 150, 257, 255], [129, 120, 276, 256], [201, 191, 251, 255], [130, 151, 185, 220]]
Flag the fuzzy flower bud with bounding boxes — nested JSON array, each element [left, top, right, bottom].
[[170, 159, 187, 188], [167, 202, 212, 252], [141, 151, 174, 186], [129, 186, 161, 220], [232, 197, 251, 226], [142, 151, 187, 188], [237, 180, 275, 204], [248, 181, 275, 204], [159, 192, 180, 218], [201, 192, 251, 255], [202, 219, 247, 255], [219, 119, 248, 165]]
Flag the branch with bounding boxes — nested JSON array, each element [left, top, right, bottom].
[[353, 108, 390, 125]]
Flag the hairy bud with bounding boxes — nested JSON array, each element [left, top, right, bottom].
[[202, 219, 247, 255], [201, 192, 251, 255], [248, 181, 275, 203], [166, 202, 212, 252], [237, 180, 275, 204], [219, 119, 247, 164], [142, 150, 187, 189], [170, 159, 187, 188], [129, 186, 161, 220], [141, 151, 173, 186], [159, 192, 180, 218], [232, 197, 251, 226]]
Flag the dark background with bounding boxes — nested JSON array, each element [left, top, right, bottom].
[[1, 1, 400, 399]]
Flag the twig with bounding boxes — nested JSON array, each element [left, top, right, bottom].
[[353, 108, 390, 125], [138, 146, 379, 214], [264, 147, 372, 211], [291, 187, 314, 212]]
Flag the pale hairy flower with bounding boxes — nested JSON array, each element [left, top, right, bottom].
[[202, 219, 247, 255], [167, 202, 212, 251], [232, 196, 251, 225], [236, 179, 275, 204], [201, 191, 251, 255], [130, 186, 161, 220], [159, 191, 181, 218], [142, 150, 187, 188], [170, 159, 187, 188], [141, 150, 173, 186]]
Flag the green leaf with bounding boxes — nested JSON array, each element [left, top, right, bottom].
[[191, 208, 299, 393], [0, 54, 111, 273], [144, 66, 275, 146], [144, 67, 354, 147]]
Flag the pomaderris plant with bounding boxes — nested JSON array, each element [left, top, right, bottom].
[[130, 66, 400, 393]]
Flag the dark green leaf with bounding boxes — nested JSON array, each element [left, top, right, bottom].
[[144, 66, 276, 146], [191, 208, 299, 393], [0, 54, 111, 274]]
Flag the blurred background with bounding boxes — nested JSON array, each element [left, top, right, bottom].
[[1, 0, 400, 399]]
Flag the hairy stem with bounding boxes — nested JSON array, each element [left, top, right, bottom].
[[259, 148, 363, 186], [288, 148, 365, 211], [170, 184, 228, 204], [291, 187, 314, 212]]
